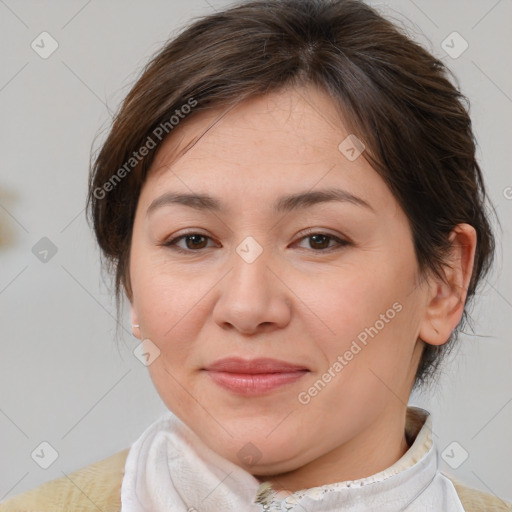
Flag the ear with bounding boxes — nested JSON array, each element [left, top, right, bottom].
[[418, 223, 477, 346], [131, 303, 141, 339]]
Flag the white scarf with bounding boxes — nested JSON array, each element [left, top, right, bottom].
[[121, 406, 465, 511]]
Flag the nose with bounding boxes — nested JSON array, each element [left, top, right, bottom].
[[212, 243, 292, 335]]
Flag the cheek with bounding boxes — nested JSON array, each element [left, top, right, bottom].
[[304, 262, 407, 342], [304, 251, 421, 378], [130, 257, 208, 361]]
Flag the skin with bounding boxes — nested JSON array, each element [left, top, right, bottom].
[[129, 84, 476, 492]]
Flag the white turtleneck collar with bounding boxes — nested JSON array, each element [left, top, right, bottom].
[[120, 406, 465, 511]]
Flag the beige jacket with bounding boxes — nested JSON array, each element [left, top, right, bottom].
[[1, 447, 511, 511]]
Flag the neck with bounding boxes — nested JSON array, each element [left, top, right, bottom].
[[256, 406, 411, 493]]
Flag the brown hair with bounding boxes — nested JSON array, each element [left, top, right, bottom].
[[87, 0, 495, 389]]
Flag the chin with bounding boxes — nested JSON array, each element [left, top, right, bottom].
[[238, 453, 312, 479], [201, 430, 313, 475]]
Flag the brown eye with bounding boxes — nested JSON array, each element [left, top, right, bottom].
[[183, 234, 209, 250], [163, 233, 216, 252], [295, 231, 350, 252], [308, 234, 332, 250]]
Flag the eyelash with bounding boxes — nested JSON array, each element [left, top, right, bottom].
[[161, 228, 351, 254]]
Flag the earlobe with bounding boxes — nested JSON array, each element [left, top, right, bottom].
[[131, 303, 141, 339], [418, 224, 477, 346]]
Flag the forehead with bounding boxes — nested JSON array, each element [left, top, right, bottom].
[[139, 85, 396, 215], [151, 85, 346, 171]]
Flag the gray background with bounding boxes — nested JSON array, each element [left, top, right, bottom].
[[1, 0, 511, 505]]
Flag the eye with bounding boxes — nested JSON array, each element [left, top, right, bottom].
[[161, 229, 351, 254], [294, 230, 350, 252], [162, 232, 218, 252]]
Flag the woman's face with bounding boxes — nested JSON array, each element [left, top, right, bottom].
[[129, 84, 431, 486]]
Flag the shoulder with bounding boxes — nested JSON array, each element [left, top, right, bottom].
[[0, 448, 129, 512], [447, 476, 512, 512]]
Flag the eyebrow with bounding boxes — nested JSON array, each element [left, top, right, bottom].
[[146, 188, 374, 216]]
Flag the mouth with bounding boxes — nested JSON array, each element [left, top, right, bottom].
[[202, 357, 310, 396]]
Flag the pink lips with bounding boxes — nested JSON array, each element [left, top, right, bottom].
[[203, 357, 309, 396]]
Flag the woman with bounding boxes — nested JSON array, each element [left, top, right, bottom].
[[1, 0, 509, 510]]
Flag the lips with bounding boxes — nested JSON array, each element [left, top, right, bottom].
[[203, 357, 309, 396], [204, 357, 309, 373]]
